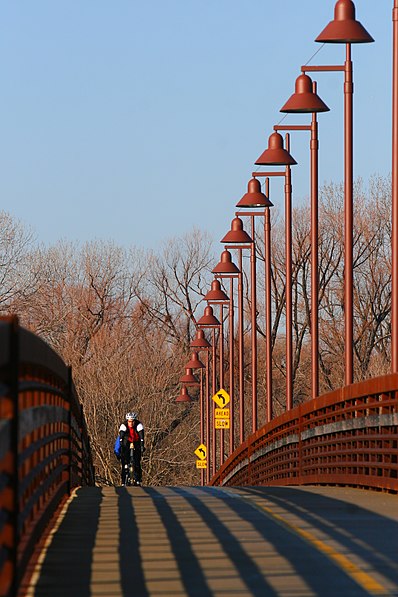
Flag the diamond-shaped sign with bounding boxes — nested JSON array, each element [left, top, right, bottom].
[[211, 388, 230, 408], [194, 444, 207, 460]]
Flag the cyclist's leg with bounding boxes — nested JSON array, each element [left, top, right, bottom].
[[121, 456, 128, 485], [121, 454, 128, 485], [133, 447, 142, 484]]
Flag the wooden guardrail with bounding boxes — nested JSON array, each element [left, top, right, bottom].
[[0, 316, 94, 597], [210, 374, 398, 493]]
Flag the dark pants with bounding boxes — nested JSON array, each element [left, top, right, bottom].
[[121, 443, 142, 484]]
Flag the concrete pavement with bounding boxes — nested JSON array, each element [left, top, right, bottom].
[[20, 485, 398, 596]]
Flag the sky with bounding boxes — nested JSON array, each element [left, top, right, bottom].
[[0, 1, 393, 251]]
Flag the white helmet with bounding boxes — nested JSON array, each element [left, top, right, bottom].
[[126, 412, 138, 421]]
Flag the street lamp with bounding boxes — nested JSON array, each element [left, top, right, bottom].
[[190, 330, 211, 483], [255, 131, 296, 411], [198, 306, 221, 476], [278, 73, 329, 400], [236, 177, 274, 424], [204, 280, 230, 465], [303, 0, 373, 386], [212, 249, 240, 449], [392, 0, 398, 371], [221, 217, 255, 436], [184, 352, 205, 485]]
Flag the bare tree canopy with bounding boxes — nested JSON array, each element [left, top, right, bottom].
[[2, 174, 392, 483]]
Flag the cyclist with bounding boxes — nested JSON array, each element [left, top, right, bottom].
[[119, 411, 145, 486]]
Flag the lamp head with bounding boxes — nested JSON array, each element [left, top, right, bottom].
[[198, 305, 220, 327], [221, 217, 253, 244], [255, 132, 297, 166], [236, 177, 273, 208], [316, 0, 373, 44], [190, 328, 211, 349], [179, 368, 199, 386], [204, 279, 229, 302], [176, 385, 192, 402], [212, 250, 240, 274], [281, 74, 329, 113], [185, 351, 205, 369]]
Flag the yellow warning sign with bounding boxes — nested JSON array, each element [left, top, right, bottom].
[[194, 444, 207, 460], [211, 388, 230, 408], [215, 419, 230, 429], [196, 460, 207, 469], [215, 408, 230, 418]]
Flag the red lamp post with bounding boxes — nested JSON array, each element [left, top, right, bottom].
[[221, 217, 257, 435], [190, 330, 211, 483], [212, 249, 240, 448], [198, 306, 221, 476], [204, 280, 230, 464], [236, 177, 273, 425], [184, 352, 205, 485], [278, 73, 329, 400], [255, 131, 297, 411], [303, 0, 373, 386], [392, 0, 398, 371]]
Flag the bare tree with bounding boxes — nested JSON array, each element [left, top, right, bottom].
[[0, 211, 37, 312]]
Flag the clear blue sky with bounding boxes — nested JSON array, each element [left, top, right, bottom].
[[0, 1, 392, 249]]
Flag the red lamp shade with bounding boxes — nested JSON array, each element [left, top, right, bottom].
[[316, 0, 373, 44], [176, 385, 192, 402], [212, 250, 240, 275], [281, 74, 330, 113], [255, 132, 297, 166], [179, 368, 199, 386], [204, 279, 229, 302], [236, 178, 273, 208], [190, 329, 211, 349], [221, 217, 253, 244], [185, 351, 205, 369], [197, 305, 220, 327]]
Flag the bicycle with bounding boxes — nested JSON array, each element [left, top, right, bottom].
[[123, 443, 140, 486]]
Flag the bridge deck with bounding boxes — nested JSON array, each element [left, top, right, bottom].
[[20, 485, 398, 596]]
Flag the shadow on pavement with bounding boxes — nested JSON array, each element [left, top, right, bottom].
[[33, 486, 103, 596], [240, 486, 398, 589]]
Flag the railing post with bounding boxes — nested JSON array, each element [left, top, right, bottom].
[[67, 367, 73, 495], [9, 316, 19, 597]]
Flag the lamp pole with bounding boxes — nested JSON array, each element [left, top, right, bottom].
[[215, 246, 244, 443], [204, 280, 230, 465], [213, 250, 239, 452], [264, 181, 273, 422], [276, 74, 329, 400], [236, 177, 273, 426], [255, 131, 297, 411], [308, 0, 373, 385], [198, 306, 221, 476], [185, 351, 205, 485], [222, 217, 254, 436], [392, 0, 398, 371], [190, 330, 211, 483]]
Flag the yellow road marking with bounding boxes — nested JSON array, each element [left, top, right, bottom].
[[251, 498, 387, 595]]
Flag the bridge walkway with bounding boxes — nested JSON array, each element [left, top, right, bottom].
[[20, 486, 398, 596]]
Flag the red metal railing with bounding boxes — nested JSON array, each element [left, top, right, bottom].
[[0, 316, 94, 597], [210, 374, 398, 493]]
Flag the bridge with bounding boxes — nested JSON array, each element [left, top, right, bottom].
[[1, 314, 397, 595], [2, 1, 398, 595]]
